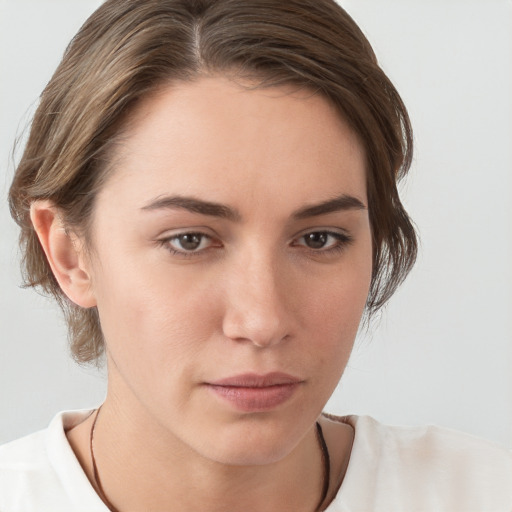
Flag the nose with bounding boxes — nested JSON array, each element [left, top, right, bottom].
[[221, 251, 293, 348]]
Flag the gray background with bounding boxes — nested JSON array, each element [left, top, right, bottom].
[[1, 0, 511, 447]]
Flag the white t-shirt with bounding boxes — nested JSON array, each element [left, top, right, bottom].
[[0, 410, 510, 511]]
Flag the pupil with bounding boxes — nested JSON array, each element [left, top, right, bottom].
[[179, 234, 201, 250], [305, 232, 327, 249]]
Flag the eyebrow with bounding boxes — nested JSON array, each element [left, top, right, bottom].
[[141, 195, 242, 221], [141, 193, 366, 221], [292, 194, 367, 219]]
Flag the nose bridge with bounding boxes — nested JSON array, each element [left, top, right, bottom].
[[222, 243, 290, 347]]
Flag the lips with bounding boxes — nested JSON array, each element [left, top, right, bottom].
[[210, 372, 301, 388], [205, 372, 302, 412]]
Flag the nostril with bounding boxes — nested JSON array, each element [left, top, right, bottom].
[[223, 312, 289, 347], [221, 293, 291, 347]]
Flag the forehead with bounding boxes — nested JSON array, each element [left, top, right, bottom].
[[96, 76, 367, 218]]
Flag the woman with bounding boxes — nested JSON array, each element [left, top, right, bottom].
[[1, 0, 511, 510]]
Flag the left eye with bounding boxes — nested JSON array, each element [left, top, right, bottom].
[[295, 231, 349, 250], [167, 233, 212, 252]]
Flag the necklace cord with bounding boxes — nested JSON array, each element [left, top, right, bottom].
[[90, 408, 330, 512], [315, 421, 331, 511], [90, 406, 120, 512]]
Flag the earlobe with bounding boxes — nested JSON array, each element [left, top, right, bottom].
[[30, 200, 97, 308]]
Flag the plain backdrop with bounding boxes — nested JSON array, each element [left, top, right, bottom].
[[1, 0, 511, 447]]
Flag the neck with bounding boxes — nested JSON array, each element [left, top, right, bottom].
[[85, 396, 327, 512]]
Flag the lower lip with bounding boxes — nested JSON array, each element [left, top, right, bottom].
[[206, 383, 300, 412]]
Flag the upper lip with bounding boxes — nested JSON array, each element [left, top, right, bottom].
[[208, 372, 302, 388]]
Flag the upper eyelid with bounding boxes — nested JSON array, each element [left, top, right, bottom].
[[292, 231, 352, 247], [296, 230, 350, 239], [156, 226, 218, 240], [291, 226, 352, 241]]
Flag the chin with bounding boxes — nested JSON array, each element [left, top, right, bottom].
[[190, 415, 309, 467]]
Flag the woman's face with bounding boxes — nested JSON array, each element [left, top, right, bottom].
[[85, 76, 372, 465]]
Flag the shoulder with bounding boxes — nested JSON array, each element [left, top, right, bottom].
[[326, 414, 512, 512], [0, 427, 55, 500], [0, 410, 107, 511], [0, 427, 48, 467], [347, 414, 512, 469]]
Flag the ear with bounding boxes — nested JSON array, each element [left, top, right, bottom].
[[30, 200, 97, 308]]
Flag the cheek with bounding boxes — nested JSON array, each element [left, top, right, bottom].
[[305, 285, 363, 367], [301, 255, 372, 371], [306, 255, 371, 334], [92, 256, 226, 381], [95, 282, 217, 417]]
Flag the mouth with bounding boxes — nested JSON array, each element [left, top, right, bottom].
[[204, 372, 303, 412]]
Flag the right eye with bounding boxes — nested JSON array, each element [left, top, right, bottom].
[[161, 232, 216, 256]]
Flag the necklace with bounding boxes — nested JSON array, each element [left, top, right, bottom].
[[90, 407, 330, 512], [315, 420, 331, 511], [90, 406, 120, 512]]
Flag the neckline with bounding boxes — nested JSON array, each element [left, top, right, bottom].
[[318, 413, 356, 509], [55, 409, 358, 511]]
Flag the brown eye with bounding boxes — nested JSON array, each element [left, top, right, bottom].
[[294, 230, 353, 253], [166, 232, 212, 253], [303, 232, 329, 249], [176, 233, 203, 251]]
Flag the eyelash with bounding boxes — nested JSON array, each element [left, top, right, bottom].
[[157, 232, 217, 258], [157, 230, 353, 259], [292, 231, 353, 255]]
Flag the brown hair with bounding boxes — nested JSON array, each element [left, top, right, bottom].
[[8, 0, 417, 364]]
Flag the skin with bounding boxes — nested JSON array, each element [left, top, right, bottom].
[[32, 76, 373, 511]]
